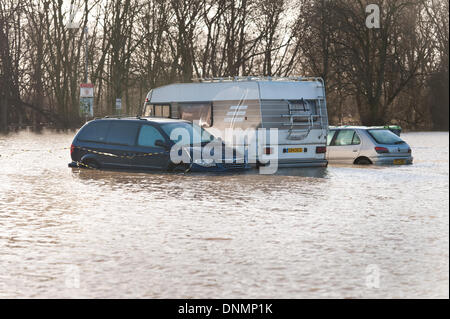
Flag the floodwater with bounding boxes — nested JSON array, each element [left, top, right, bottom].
[[0, 130, 448, 298]]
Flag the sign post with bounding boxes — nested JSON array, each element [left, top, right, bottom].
[[115, 98, 122, 114], [80, 83, 94, 117]]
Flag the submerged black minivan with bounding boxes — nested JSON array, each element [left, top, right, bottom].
[[69, 117, 249, 172]]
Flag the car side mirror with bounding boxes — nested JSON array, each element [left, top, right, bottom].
[[155, 139, 168, 149]]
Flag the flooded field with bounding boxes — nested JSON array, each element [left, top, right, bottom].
[[0, 130, 448, 298]]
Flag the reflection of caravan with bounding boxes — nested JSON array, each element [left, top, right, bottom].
[[142, 77, 329, 167]]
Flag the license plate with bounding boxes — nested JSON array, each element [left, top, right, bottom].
[[288, 148, 303, 153], [393, 159, 406, 165]]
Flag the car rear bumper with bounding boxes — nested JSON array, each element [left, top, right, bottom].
[[371, 156, 413, 165], [279, 159, 328, 168], [255, 159, 328, 168]]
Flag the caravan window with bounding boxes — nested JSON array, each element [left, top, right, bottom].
[[154, 104, 171, 117], [179, 103, 212, 128], [142, 103, 153, 116], [143, 104, 171, 117], [288, 99, 310, 112], [288, 99, 317, 123]]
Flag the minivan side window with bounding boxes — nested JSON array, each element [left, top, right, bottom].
[[138, 125, 165, 147], [77, 121, 110, 143], [106, 121, 140, 146]]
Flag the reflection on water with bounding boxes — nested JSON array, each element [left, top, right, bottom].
[[0, 130, 448, 298], [73, 166, 330, 180]]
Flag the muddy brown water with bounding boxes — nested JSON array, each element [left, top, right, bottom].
[[0, 130, 448, 298]]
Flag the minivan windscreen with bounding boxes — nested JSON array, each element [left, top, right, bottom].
[[368, 129, 405, 145], [161, 122, 215, 146]]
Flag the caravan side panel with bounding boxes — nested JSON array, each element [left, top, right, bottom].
[[209, 99, 261, 133]]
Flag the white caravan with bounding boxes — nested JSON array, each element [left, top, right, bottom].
[[142, 76, 329, 167]]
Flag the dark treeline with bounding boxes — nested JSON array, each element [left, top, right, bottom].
[[0, 0, 448, 131]]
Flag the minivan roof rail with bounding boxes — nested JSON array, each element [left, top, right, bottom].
[[192, 76, 323, 83]]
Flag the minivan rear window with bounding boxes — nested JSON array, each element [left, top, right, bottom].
[[77, 121, 110, 143], [368, 129, 405, 145], [106, 121, 140, 146]]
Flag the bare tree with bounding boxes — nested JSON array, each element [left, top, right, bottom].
[[327, 0, 433, 125], [0, 0, 447, 130], [425, 0, 449, 129]]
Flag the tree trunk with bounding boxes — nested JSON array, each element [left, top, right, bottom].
[[0, 95, 7, 132]]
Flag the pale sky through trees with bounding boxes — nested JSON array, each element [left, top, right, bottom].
[[0, 0, 448, 130]]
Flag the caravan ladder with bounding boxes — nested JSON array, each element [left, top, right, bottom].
[[282, 99, 319, 140], [316, 81, 327, 139]]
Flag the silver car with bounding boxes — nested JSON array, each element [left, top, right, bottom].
[[326, 126, 413, 165]]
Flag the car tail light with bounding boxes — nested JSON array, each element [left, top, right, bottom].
[[375, 146, 389, 154], [70, 144, 75, 155], [316, 146, 326, 154], [264, 147, 273, 155]]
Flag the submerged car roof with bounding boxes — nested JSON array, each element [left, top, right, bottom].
[[329, 125, 397, 130], [94, 116, 189, 124], [329, 125, 369, 130]]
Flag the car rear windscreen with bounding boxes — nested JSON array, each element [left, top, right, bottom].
[[77, 121, 110, 143], [368, 129, 405, 145]]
